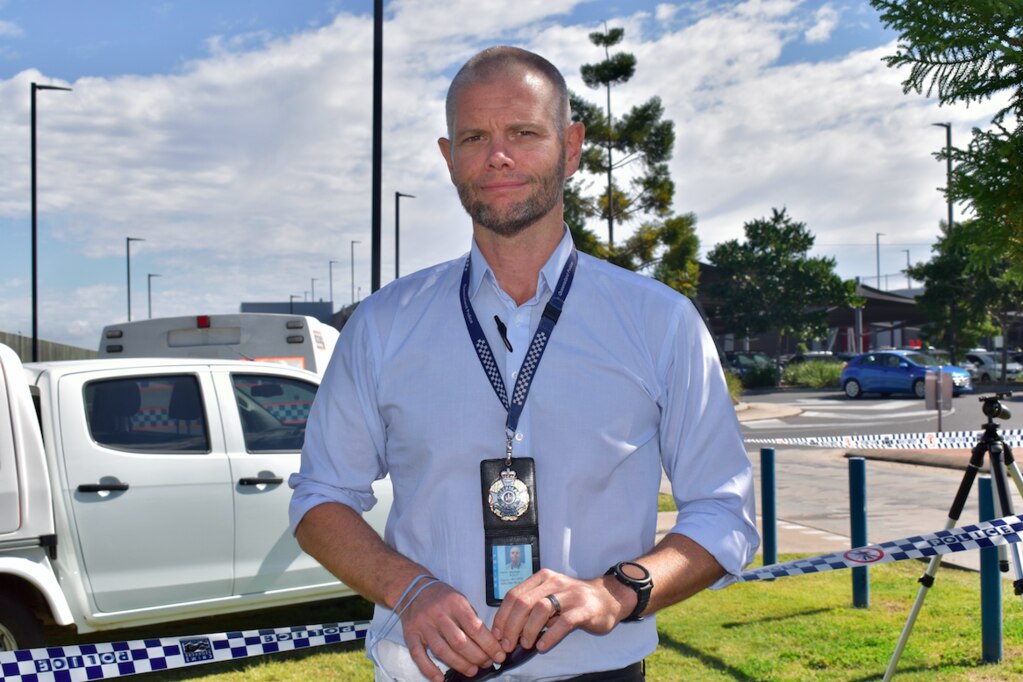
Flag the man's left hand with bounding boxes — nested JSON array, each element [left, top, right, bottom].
[[489, 568, 636, 654]]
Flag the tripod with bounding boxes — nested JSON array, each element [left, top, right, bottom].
[[884, 393, 1023, 680]]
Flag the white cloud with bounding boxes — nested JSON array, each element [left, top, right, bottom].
[[805, 3, 840, 44], [0, 19, 22, 38]]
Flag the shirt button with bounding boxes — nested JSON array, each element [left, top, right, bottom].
[[515, 314, 526, 325], [514, 432, 524, 441], [511, 371, 518, 379]]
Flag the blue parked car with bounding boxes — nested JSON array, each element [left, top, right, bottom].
[[840, 350, 973, 399]]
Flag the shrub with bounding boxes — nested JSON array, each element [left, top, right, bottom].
[[724, 370, 743, 404], [782, 360, 843, 388], [741, 364, 779, 388]]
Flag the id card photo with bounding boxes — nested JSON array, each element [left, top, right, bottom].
[[491, 542, 533, 600]]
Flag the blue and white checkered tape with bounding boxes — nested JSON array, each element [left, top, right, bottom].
[[0, 620, 368, 681], [745, 429, 1023, 450], [740, 514, 1023, 582]]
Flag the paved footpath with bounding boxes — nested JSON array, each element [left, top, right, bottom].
[[658, 401, 1020, 577]]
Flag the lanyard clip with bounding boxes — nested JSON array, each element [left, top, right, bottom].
[[505, 428, 514, 467]]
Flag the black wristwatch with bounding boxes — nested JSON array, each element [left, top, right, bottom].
[[605, 561, 652, 622]]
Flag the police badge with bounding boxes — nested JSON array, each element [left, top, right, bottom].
[[489, 468, 530, 520]]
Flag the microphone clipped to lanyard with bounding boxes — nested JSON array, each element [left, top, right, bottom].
[[493, 315, 513, 352]]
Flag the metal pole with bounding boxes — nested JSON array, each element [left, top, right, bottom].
[[933, 122, 954, 230], [290, 294, 300, 314], [978, 476, 1003, 663], [903, 249, 911, 289], [760, 448, 777, 566], [311, 277, 318, 302], [351, 240, 361, 304], [126, 237, 144, 321], [147, 273, 160, 319], [29, 82, 71, 362], [849, 457, 869, 608], [329, 260, 338, 303], [875, 233, 884, 289], [371, 0, 382, 294]]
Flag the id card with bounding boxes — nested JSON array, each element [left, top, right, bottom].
[[481, 458, 540, 606]]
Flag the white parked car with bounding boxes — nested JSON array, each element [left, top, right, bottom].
[[964, 351, 1022, 382]]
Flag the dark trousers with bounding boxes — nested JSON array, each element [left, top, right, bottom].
[[560, 661, 645, 681]]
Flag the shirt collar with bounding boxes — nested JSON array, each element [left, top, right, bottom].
[[468, 225, 576, 303]]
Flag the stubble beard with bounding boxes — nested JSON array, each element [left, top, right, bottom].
[[456, 154, 566, 238]]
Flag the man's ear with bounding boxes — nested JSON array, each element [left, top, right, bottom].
[[438, 137, 455, 178], [563, 121, 585, 177]]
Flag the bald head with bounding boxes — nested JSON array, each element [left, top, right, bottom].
[[445, 46, 571, 139]]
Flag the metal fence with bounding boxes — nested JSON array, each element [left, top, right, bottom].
[[0, 332, 96, 362]]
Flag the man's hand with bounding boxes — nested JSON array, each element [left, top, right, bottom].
[[489, 568, 635, 655], [399, 581, 506, 682]]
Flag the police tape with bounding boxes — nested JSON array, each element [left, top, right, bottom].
[[0, 620, 369, 682], [745, 428, 1023, 450], [740, 514, 1023, 582]]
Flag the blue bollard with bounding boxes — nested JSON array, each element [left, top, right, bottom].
[[979, 476, 1003, 663], [849, 457, 868, 608], [761, 447, 777, 566]]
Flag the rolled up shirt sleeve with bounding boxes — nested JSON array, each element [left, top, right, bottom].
[[289, 302, 388, 535], [658, 300, 760, 587]]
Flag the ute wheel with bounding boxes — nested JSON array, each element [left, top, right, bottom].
[[982, 373, 992, 383], [0, 593, 45, 651], [913, 379, 926, 399], [844, 379, 862, 399]]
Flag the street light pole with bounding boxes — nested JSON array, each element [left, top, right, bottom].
[[30, 82, 71, 362], [875, 233, 884, 290], [126, 236, 144, 321], [932, 122, 954, 230], [311, 277, 318, 302], [395, 192, 415, 280], [351, 240, 361, 304], [289, 294, 300, 314], [329, 259, 339, 303], [902, 249, 911, 290], [147, 273, 160, 319]]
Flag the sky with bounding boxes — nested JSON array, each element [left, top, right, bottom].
[[0, 0, 1003, 349]]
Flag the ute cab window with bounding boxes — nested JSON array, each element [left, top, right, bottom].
[[232, 374, 317, 452], [84, 375, 209, 453]]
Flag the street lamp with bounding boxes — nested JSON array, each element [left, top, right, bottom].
[[329, 259, 339, 303], [147, 273, 160, 319], [126, 237, 144, 321], [932, 123, 954, 232], [351, 240, 361, 304], [311, 277, 318, 302], [902, 249, 911, 290], [875, 233, 884, 290], [289, 294, 301, 314], [30, 82, 72, 362], [395, 192, 415, 280]]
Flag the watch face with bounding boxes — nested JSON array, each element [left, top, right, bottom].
[[620, 562, 649, 582]]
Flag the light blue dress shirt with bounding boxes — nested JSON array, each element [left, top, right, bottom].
[[289, 228, 759, 676]]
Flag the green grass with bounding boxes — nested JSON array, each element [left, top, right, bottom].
[[130, 556, 1023, 681]]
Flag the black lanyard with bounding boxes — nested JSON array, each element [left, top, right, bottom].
[[460, 249, 577, 463]]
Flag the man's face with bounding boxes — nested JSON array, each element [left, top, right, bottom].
[[439, 71, 582, 237], [509, 547, 521, 565]]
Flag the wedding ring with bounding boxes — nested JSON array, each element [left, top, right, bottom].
[[545, 593, 562, 617]]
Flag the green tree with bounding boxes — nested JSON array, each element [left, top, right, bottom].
[[705, 208, 855, 352], [906, 220, 993, 362], [871, 0, 1023, 276], [566, 26, 698, 295]]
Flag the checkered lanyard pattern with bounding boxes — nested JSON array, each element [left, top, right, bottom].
[[459, 250, 578, 459], [739, 514, 1023, 582]]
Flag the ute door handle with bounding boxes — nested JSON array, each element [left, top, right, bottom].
[[78, 482, 130, 493], [239, 476, 283, 486]]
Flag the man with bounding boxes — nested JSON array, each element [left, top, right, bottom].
[[289, 46, 758, 681]]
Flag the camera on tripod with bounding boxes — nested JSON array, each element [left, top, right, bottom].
[[981, 392, 1013, 421]]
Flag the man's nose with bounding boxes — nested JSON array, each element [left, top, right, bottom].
[[486, 140, 514, 168]]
